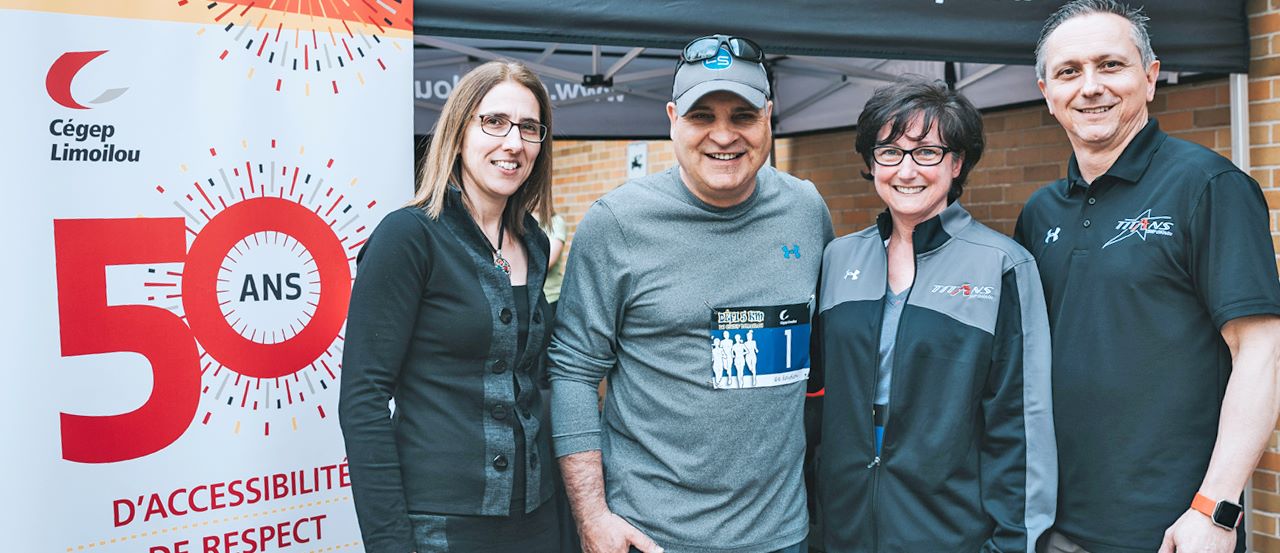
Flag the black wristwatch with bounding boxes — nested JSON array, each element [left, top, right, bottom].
[[1191, 492, 1243, 530]]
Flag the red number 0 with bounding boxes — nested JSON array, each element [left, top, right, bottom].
[[53, 218, 200, 463]]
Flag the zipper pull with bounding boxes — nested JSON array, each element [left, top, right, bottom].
[[866, 456, 880, 469]]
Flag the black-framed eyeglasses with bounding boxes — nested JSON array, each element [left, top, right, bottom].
[[476, 114, 548, 143], [872, 145, 952, 167], [680, 34, 765, 66]]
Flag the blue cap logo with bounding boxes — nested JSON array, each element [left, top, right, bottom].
[[702, 46, 733, 70]]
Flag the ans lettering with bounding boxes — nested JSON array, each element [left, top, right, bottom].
[[239, 273, 302, 302]]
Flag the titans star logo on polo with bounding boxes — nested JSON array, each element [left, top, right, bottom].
[[1102, 208, 1174, 248], [52, 141, 373, 462]]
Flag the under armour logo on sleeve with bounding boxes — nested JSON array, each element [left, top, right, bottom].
[[781, 244, 800, 258]]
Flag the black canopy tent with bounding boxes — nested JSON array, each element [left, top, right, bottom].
[[414, 39, 1068, 137], [411, 0, 1251, 152], [412, 0, 1248, 73]]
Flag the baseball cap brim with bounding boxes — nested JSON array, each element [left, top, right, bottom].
[[675, 80, 767, 116]]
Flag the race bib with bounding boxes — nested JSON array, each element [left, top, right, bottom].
[[708, 302, 810, 389]]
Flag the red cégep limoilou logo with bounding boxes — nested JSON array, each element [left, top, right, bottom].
[[45, 50, 128, 109], [44, 50, 141, 163]]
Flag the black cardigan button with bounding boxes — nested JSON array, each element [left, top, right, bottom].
[[491, 404, 508, 420], [491, 359, 507, 374], [499, 308, 512, 324], [493, 455, 509, 470]]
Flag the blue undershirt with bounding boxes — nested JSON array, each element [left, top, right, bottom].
[[874, 285, 910, 454]]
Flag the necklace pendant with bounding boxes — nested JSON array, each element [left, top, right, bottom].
[[494, 251, 511, 275]]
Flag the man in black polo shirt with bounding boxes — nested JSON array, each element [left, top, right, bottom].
[[1014, 1, 1280, 552]]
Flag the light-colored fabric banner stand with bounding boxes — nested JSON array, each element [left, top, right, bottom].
[[0, 2, 413, 551]]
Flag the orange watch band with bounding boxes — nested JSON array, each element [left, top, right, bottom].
[[1191, 493, 1217, 518]]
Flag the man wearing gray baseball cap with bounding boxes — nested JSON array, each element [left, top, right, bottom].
[[549, 35, 834, 553]]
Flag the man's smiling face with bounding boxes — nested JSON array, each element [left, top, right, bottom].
[[667, 91, 773, 208]]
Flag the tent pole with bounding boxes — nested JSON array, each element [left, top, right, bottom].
[[1230, 73, 1250, 171], [1228, 70, 1252, 553]]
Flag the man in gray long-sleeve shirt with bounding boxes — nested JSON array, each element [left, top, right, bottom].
[[549, 34, 834, 553]]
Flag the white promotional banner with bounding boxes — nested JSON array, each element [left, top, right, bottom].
[[0, 2, 413, 552]]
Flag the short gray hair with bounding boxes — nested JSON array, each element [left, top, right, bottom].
[[1034, 0, 1156, 81]]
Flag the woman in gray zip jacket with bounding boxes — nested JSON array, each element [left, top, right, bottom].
[[812, 77, 1057, 553]]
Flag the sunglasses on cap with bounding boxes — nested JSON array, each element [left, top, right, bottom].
[[680, 35, 766, 65]]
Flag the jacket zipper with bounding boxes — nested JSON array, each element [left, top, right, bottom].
[[869, 239, 918, 552], [866, 248, 888, 552]]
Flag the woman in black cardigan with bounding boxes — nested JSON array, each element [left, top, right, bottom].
[[340, 60, 560, 553]]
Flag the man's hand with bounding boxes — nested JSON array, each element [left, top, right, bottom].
[[559, 450, 663, 553], [1157, 508, 1235, 553], [578, 510, 663, 553]]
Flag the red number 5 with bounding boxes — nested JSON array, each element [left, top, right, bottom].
[[53, 218, 200, 463]]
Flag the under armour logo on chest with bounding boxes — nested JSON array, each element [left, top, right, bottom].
[[781, 244, 800, 258], [1045, 227, 1061, 244]]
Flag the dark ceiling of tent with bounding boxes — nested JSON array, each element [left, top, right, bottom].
[[413, 0, 1249, 74]]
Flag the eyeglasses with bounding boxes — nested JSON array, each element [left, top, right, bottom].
[[872, 145, 952, 167], [680, 35, 765, 66], [476, 114, 548, 143]]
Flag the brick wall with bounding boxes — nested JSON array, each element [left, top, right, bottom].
[[548, 138, 675, 240], [550, 69, 1280, 548], [1248, 0, 1280, 547], [551, 79, 1234, 240]]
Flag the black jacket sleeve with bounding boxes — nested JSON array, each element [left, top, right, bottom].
[[338, 208, 432, 553], [981, 259, 1057, 552]]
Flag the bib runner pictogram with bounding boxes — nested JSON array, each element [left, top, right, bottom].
[[709, 302, 811, 389]]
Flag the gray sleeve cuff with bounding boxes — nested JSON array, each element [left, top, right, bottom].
[[550, 375, 605, 457], [552, 430, 602, 458]]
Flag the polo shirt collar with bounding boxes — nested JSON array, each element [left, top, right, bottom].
[[875, 200, 971, 254], [1064, 117, 1166, 194]]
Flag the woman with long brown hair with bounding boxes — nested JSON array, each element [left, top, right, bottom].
[[340, 60, 560, 553]]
